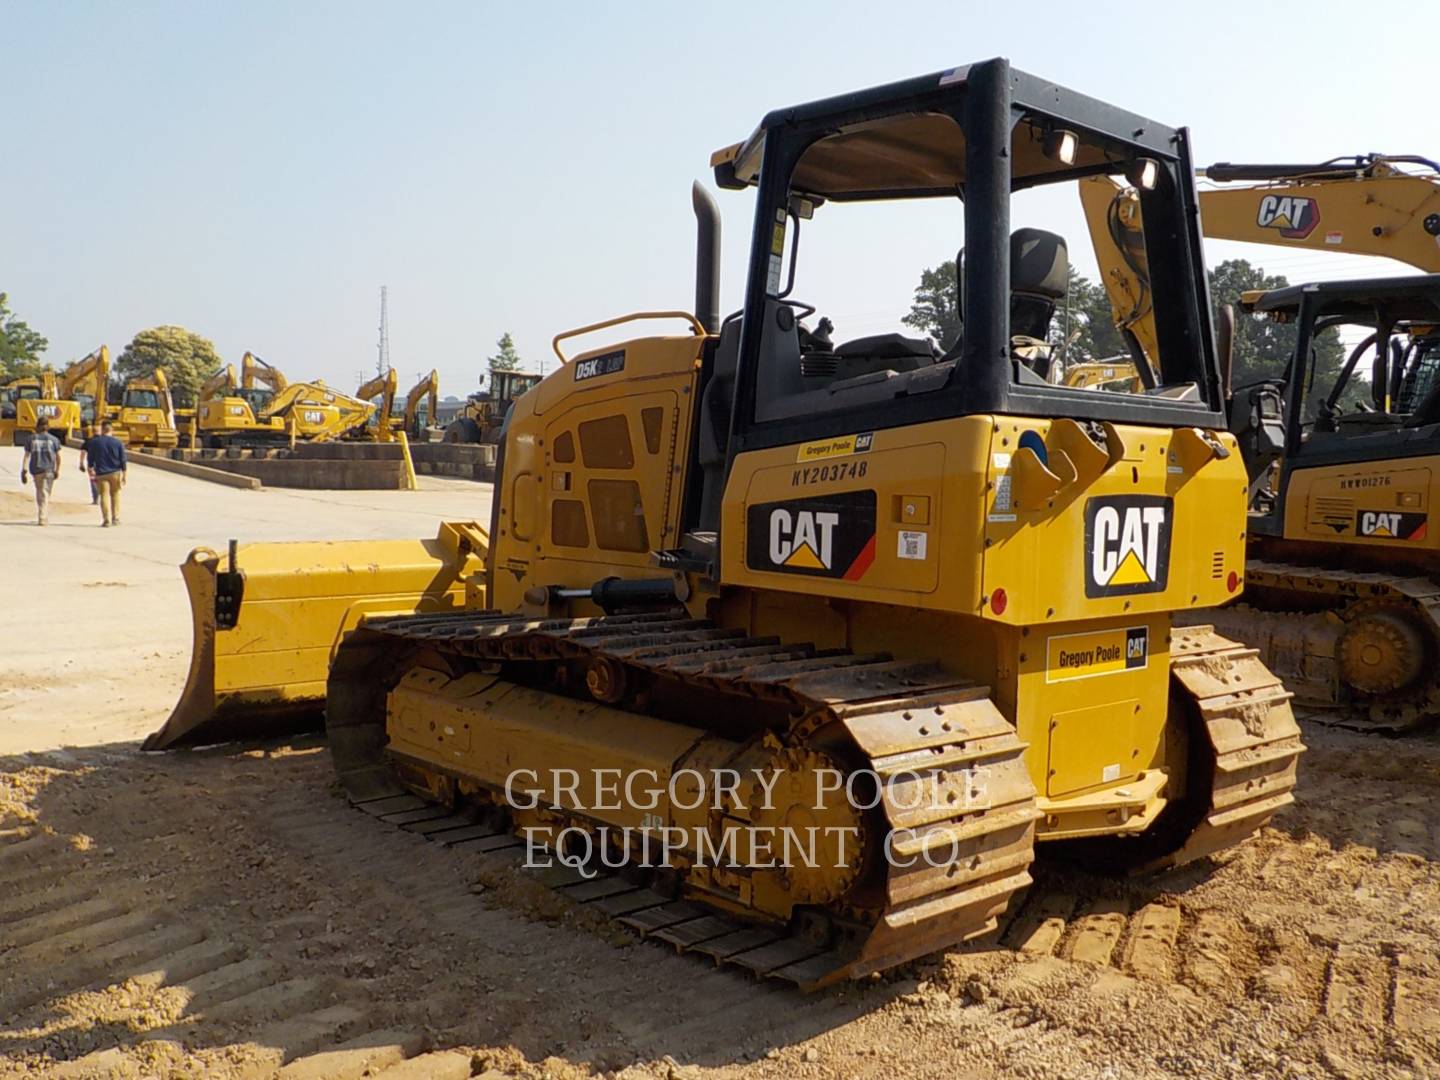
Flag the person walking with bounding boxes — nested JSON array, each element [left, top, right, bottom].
[[87, 420, 128, 527], [19, 416, 62, 526], [78, 424, 100, 504]]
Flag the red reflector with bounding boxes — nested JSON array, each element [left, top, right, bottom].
[[990, 587, 1008, 615], [1226, 570, 1240, 593]]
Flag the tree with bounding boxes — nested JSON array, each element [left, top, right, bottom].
[[1047, 266, 1127, 361], [114, 326, 222, 408], [487, 332, 522, 377], [1207, 259, 1348, 415], [0, 293, 49, 381], [901, 262, 961, 351]]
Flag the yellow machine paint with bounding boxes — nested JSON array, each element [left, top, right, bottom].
[[1060, 360, 1144, 393], [0, 371, 81, 445], [1079, 156, 1440, 376], [356, 369, 399, 441], [160, 60, 1302, 985], [259, 381, 376, 441], [443, 368, 544, 445], [1282, 460, 1437, 548], [59, 347, 110, 430], [147, 522, 487, 750], [113, 368, 179, 448]]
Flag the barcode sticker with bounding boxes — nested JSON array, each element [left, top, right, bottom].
[[897, 530, 928, 560], [994, 473, 1013, 512]]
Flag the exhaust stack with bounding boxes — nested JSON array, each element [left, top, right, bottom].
[[691, 181, 721, 334]]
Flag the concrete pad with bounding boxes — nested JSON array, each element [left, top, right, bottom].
[[0, 445, 492, 754]]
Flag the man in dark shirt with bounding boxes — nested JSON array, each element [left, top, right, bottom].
[[87, 420, 128, 527]]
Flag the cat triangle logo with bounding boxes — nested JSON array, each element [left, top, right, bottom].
[[783, 543, 826, 569], [1085, 495, 1173, 597], [1106, 549, 1153, 586]]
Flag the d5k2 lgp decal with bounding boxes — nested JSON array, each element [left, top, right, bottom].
[[1084, 495, 1173, 598], [746, 490, 877, 581]]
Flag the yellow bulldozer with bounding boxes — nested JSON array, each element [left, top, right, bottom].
[[0, 369, 82, 446], [151, 61, 1301, 986], [112, 367, 180, 448]]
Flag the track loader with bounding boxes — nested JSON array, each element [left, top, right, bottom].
[[113, 368, 179, 448], [156, 61, 1301, 985]]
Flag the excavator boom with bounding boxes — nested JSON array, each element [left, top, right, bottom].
[[402, 369, 438, 434], [260, 380, 377, 440], [356, 368, 398, 440], [1081, 155, 1440, 375]]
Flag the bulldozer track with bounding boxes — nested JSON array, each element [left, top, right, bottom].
[[328, 608, 1043, 990], [1159, 625, 1304, 869], [325, 614, 1302, 990], [1208, 560, 1440, 734]]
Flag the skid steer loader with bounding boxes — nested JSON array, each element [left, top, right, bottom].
[[155, 59, 1301, 986]]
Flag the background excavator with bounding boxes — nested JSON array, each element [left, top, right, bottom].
[[181, 354, 376, 446], [0, 369, 81, 445], [181, 360, 288, 446], [399, 368, 439, 440], [1081, 156, 1440, 731], [1078, 153, 1440, 367], [353, 369, 437, 442], [59, 346, 110, 430], [356, 368, 399, 441], [149, 61, 1300, 988]]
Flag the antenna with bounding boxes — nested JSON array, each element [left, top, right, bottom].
[[377, 286, 391, 376]]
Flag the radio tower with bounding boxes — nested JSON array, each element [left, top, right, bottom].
[[376, 286, 391, 376]]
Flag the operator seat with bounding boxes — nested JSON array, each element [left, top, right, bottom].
[[944, 227, 1069, 381]]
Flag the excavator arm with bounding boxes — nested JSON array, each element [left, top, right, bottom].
[[1081, 155, 1440, 377], [198, 364, 239, 405], [59, 346, 110, 403], [1198, 155, 1440, 270], [261, 380, 377, 440], [241, 352, 288, 393], [402, 369, 438, 435], [356, 368, 398, 440]]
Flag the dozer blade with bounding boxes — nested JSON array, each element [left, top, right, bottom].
[[146, 522, 486, 751]]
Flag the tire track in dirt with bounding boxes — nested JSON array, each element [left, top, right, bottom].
[[4, 727, 1439, 1079]]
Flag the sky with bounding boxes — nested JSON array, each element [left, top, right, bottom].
[[5, 0, 1432, 398]]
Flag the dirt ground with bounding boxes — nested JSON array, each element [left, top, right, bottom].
[[2, 450, 1439, 1080]]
